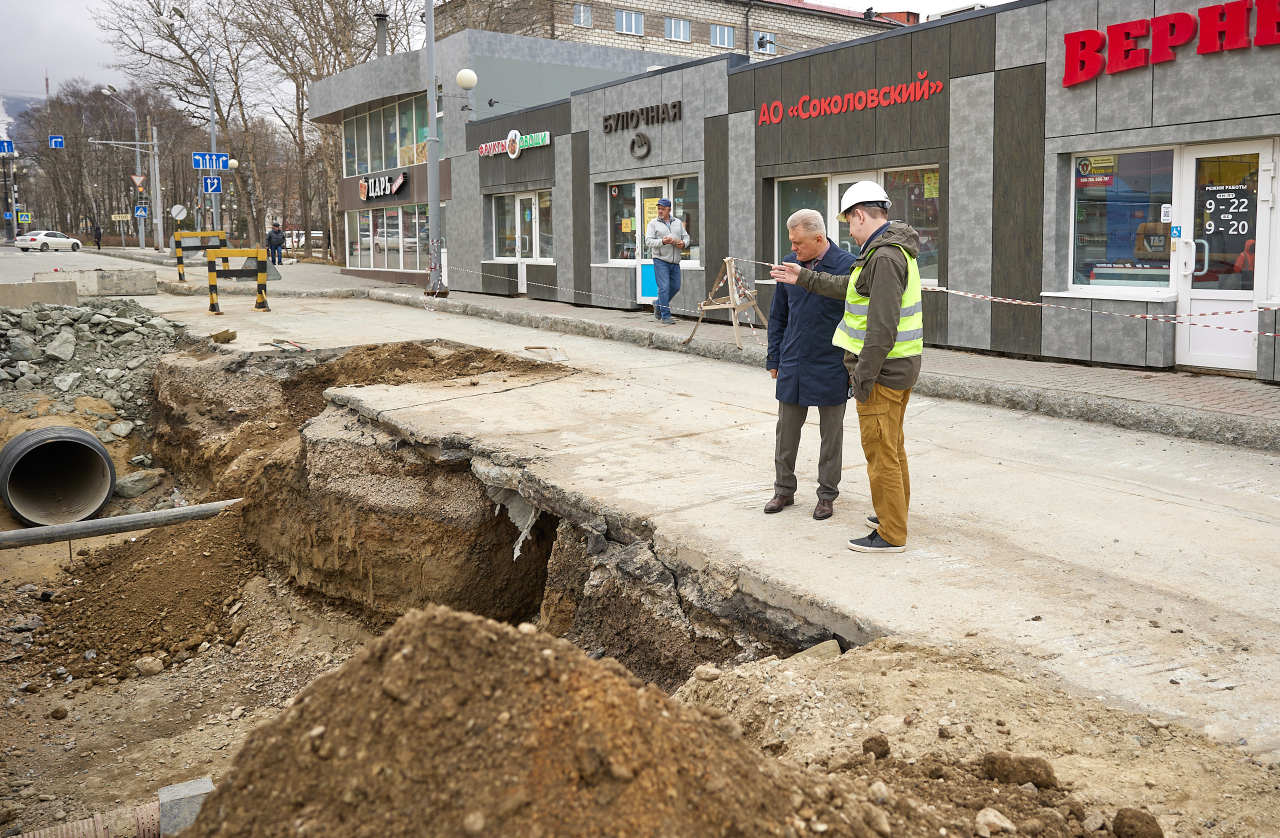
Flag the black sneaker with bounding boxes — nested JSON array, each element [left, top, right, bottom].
[[848, 531, 905, 553], [865, 515, 878, 529]]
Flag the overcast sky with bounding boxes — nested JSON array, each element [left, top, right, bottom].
[[1, 0, 1018, 103]]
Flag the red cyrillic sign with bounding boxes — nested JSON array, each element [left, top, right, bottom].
[[756, 71, 944, 126], [1063, 0, 1280, 87]]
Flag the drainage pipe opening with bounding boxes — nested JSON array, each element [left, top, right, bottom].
[[1, 427, 116, 526]]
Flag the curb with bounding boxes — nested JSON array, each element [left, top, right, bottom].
[[158, 283, 1280, 453]]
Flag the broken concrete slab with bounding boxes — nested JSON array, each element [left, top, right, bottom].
[[0, 280, 77, 308], [158, 775, 215, 836], [33, 268, 158, 296]]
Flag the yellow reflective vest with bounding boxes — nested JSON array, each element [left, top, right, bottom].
[[831, 244, 924, 359]]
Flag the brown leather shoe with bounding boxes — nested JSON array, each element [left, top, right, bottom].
[[813, 498, 833, 520], [764, 494, 794, 514]]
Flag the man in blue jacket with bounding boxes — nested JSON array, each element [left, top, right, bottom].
[[765, 209, 858, 520]]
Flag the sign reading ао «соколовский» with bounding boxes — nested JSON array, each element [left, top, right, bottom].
[[755, 73, 943, 126], [478, 130, 551, 159]]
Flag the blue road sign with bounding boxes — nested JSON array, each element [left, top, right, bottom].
[[17, 212, 31, 223], [191, 152, 230, 170], [134, 205, 149, 219], [48, 135, 64, 149], [0, 140, 13, 154], [202, 176, 223, 194], [2, 212, 10, 220]]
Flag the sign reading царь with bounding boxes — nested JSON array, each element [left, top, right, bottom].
[[478, 130, 550, 159]]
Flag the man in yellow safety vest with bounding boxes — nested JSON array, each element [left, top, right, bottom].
[[770, 181, 923, 553]]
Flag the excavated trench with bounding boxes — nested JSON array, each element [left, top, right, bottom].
[[150, 340, 832, 689]]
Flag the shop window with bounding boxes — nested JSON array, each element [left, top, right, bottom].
[[382, 106, 398, 171], [672, 176, 698, 261], [882, 168, 942, 282], [1194, 154, 1260, 291], [414, 95, 429, 162], [494, 195, 517, 258], [385, 206, 402, 270], [615, 10, 643, 35], [776, 177, 828, 262], [710, 24, 734, 48], [1071, 150, 1173, 287], [345, 210, 359, 266], [609, 183, 637, 259], [398, 100, 416, 166], [753, 31, 777, 54], [665, 18, 690, 41], [538, 191, 553, 260], [343, 117, 357, 178], [414, 204, 429, 270], [354, 113, 369, 176], [371, 209, 386, 269], [573, 3, 591, 27], [358, 210, 372, 268]]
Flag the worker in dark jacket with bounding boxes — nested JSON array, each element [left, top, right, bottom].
[[764, 208, 858, 521], [771, 181, 923, 553], [266, 222, 286, 265]]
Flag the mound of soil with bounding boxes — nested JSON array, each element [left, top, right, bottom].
[[279, 342, 547, 426], [186, 606, 943, 838], [23, 510, 261, 682]]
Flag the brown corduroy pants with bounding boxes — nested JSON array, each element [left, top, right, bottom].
[[856, 383, 912, 546]]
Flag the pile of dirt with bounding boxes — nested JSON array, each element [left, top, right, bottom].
[[674, 638, 1280, 837], [13, 510, 262, 683], [185, 606, 955, 838], [151, 340, 550, 497]]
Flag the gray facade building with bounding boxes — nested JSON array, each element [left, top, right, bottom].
[[314, 0, 1280, 381]]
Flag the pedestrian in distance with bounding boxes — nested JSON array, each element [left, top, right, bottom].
[[764, 209, 857, 521], [92, 225, 102, 251], [645, 197, 690, 325], [770, 181, 923, 554], [266, 222, 286, 266]]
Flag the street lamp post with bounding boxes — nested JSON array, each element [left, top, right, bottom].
[[101, 86, 145, 249]]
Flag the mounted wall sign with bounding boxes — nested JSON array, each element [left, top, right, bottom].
[[755, 71, 944, 126], [1062, 0, 1280, 87], [478, 129, 551, 159], [360, 171, 407, 201], [602, 101, 682, 134], [630, 133, 651, 159]]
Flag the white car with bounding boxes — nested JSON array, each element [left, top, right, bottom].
[[17, 231, 81, 252]]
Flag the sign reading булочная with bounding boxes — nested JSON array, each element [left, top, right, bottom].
[[602, 101, 682, 134]]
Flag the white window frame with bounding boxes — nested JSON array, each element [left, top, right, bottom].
[[710, 23, 734, 48], [774, 165, 944, 286], [665, 17, 690, 42], [492, 191, 555, 263], [753, 31, 777, 54], [615, 9, 644, 35], [1062, 144, 1180, 302], [572, 3, 592, 27]]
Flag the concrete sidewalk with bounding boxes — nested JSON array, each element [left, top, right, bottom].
[[159, 264, 1280, 452]]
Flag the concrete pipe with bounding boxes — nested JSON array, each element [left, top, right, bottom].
[[0, 427, 116, 527]]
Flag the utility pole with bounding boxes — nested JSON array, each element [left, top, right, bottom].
[[207, 45, 221, 232], [424, 0, 443, 292], [149, 120, 163, 249]]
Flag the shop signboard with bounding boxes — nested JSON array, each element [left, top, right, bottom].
[[359, 171, 407, 201], [1062, 0, 1280, 87], [1075, 155, 1116, 187], [756, 71, 944, 126], [478, 129, 550, 160]]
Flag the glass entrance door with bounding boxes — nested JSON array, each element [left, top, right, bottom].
[[1175, 142, 1272, 370], [517, 194, 535, 293], [637, 182, 667, 302]]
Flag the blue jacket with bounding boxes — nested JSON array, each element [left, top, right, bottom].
[[767, 239, 857, 406]]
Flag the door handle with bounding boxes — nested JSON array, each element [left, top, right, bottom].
[[1193, 239, 1209, 276]]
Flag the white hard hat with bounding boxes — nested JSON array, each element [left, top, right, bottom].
[[838, 181, 891, 215]]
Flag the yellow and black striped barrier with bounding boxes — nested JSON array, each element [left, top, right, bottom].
[[174, 231, 228, 282], [205, 248, 271, 315]]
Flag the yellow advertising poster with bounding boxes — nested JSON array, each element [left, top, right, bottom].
[[923, 171, 939, 199], [643, 197, 661, 233], [621, 218, 633, 234]]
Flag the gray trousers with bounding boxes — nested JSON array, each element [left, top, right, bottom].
[[774, 401, 846, 501]]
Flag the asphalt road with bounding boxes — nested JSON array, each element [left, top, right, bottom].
[[0, 245, 163, 284]]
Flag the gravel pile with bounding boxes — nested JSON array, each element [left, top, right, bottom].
[[0, 300, 183, 421]]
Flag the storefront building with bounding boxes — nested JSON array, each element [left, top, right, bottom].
[[314, 1, 1280, 380]]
